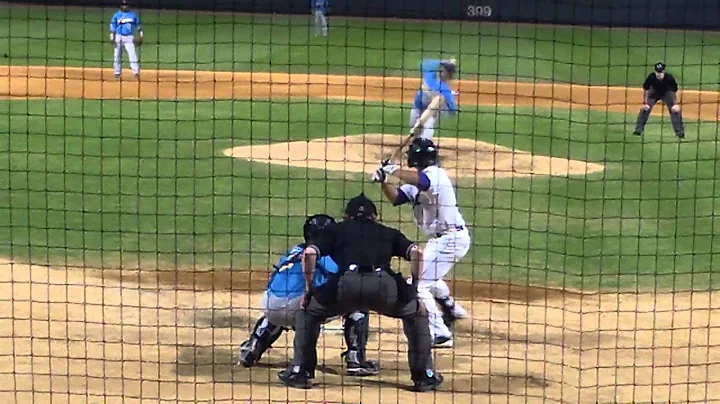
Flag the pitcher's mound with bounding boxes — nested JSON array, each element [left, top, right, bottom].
[[223, 134, 605, 180]]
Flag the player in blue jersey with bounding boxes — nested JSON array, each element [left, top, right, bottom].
[[237, 214, 378, 376], [311, 0, 328, 36], [109, 0, 144, 80], [409, 58, 459, 141]]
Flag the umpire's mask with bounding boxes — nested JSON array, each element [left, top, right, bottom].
[[344, 193, 377, 220]]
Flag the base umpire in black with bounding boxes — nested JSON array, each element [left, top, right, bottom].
[[278, 194, 442, 392], [633, 62, 685, 139]]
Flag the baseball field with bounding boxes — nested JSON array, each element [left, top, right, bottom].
[[1, 4, 720, 403]]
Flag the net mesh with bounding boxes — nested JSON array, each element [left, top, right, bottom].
[[1, 2, 719, 403]]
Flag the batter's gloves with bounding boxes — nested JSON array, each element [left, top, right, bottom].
[[371, 168, 386, 183], [380, 160, 399, 175]]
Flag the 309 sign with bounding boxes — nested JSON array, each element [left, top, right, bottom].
[[467, 5, 493, 18]]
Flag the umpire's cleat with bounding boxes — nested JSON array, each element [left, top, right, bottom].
[[432, 336, 453, 348], [278, 367, 313, 389], [633, 131, 642, 136], [412, 371, 444, 392], [677, 133, 685, 139]]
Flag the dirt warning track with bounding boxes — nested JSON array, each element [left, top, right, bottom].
[[1, 65, 718, 121]]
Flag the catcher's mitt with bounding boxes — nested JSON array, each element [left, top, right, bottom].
[[134, 37, 144, 46]]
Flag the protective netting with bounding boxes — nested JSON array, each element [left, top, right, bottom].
[[1, 2, 719, 403]]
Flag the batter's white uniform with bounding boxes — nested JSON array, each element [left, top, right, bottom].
[[398, 165, 471, 342]]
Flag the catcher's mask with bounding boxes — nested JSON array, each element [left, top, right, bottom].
[[303, 214, 336, 243], [407, 137, 438, 168], [344, 193, 377, 221]]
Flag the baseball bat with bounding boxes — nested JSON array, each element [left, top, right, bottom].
[[389, 94, 444, 162]]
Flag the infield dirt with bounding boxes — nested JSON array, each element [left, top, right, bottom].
[[1, 66, 719, 403]]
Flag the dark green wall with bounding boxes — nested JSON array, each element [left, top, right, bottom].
[[10, 0, 720, 29]]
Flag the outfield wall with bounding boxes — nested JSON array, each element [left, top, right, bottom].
[[13, 0, 720, 29]]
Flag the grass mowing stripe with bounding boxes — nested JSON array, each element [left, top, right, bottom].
[[0, 98, 718, 291]]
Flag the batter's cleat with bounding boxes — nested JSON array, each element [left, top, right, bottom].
[[436, 297, 468, 327], [114, 74, 120, 80], [432, 336, 453, 348], [633, 131, 642, 136], [412, 371, 444, 392], [278, 367, 313, 389]]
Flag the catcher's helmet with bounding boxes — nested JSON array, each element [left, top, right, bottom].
[[303, 214, 336, 243], [407, 137, 438, 168]]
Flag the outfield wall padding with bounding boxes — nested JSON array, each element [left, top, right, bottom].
[[11, 0, 720, 29]]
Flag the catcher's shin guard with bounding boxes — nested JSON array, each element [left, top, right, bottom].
[[341, 311, 379, 376], [237, 316, 284, 367]]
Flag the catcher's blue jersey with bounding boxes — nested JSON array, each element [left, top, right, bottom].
[[110, 11, 141, 36], [413, 59, 458, 114], [266, 244, 339, 298]]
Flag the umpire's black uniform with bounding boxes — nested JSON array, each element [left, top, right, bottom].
[[278, 194, 442, 392], [633, 62, 685, 139]]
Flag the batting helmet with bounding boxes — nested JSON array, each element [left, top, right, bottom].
[[407, 137, 438, 168], [303, 214, 336, 243]]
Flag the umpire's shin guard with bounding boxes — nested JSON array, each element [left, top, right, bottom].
[[402, 306, 434, 381]]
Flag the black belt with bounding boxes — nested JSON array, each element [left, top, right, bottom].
[[345, 264, 389, 274], [435, 225, 465, 238]]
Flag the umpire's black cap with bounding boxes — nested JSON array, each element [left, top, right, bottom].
[[344, 193, 377, 220], [654, 62, 666, 72]]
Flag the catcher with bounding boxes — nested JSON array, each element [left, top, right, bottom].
[[237, 214, 379, 377], [109, 0, 144, 80]]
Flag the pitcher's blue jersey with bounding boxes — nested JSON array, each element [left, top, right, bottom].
[[110, 11, 141, 36], [413, 59, 458, 114], [266, 244, 339, 298], [311, 0, 327, 13]]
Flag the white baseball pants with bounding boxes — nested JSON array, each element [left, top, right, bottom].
[[418, 228, 471, 340], [314, 11, 328, 36], [409, 108, 437, 140], [263, 291, 340, 329], [113, 34, 139, 76]]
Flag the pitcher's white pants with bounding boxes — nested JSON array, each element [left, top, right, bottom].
[[114, 34, 139, 76], [409, 108, 437, 140], [418, 228, 471, 340]]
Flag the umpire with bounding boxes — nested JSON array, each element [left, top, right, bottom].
[[633, 62, 685, 139], [278, 193, 443, 392]]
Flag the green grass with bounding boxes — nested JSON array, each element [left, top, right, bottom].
[[1, 4, 719, 292], [1, 4, 719, 88], [1, 98, 719, 291]]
